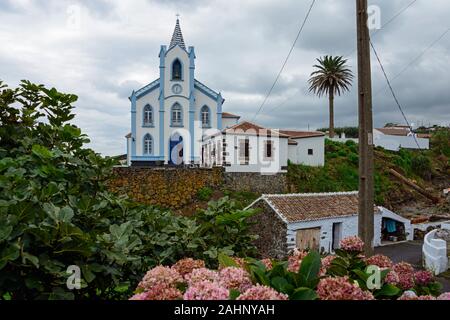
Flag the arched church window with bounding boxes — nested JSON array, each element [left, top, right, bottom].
[[201, 105, 210, 128], [143, 104, 153, 126], [171, 103, 183, 127], [143, 134, 153, 155], [172, 59, 182, 80]]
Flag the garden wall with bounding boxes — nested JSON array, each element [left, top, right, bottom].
[[109, 166, 223, 209], [109, 167, 288, 209], [224, 172, 288, 194]]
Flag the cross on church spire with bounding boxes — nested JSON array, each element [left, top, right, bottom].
[[169, 15, 186, 50]]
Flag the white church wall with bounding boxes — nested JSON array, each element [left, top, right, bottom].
[[194, 90, 218, 129], [135, 89, 160, 156], [164, 46, 190, 98]]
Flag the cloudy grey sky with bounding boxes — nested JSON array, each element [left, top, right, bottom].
[[1, 0, 449, 155]]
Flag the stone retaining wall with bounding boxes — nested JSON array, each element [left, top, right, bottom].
[[109, 166, 223, 209], [223, 172, 287, 194], [109, 167, 288, 209]]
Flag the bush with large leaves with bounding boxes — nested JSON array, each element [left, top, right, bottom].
[[0, 81, 257, 299]]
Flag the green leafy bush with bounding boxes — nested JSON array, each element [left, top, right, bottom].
[[411, 153, 432, 180], [195, 197, 258, 267], [196, 187, 213, 201]]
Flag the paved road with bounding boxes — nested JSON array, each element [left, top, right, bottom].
[[375, 241, 450, 292]]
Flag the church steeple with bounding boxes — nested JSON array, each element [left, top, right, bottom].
[[169, 17, 186, 50]]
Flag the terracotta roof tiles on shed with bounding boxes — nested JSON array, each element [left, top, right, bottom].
[[250, 191, 379, 223]]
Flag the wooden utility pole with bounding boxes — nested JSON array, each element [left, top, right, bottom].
[[356, 0, 374, 255]]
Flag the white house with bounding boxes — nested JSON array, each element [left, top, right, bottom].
[[373, 125, 429, 151], [201, 122, 325, 173], [279, 130, 325, 166], [125, 19, 325, 173], [246, 191, 412, 258]]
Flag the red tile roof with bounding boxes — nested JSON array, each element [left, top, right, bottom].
[[222, 112, 240, 118], [376, 127, 410, 136], [279, 130, 325, 139], [224, 121, 290, 137], [255, 192, 379, 223]]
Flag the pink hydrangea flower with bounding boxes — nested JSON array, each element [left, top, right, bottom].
[[319, 255, 336, 276], [261, 258, 273, 270], [287, 249, 308, 272], [172, 258, 205, 276], [384, 271, 400, 285], [339, 236, 364, 252], [218, 267, 253, 292], [317, 276, 374, 300], [237, 285, 288, 300], [413, 270, 434, 286], [392, 262, 414, 274], [437, 292, 450, 300], [185, 267, 219, 286], [365, 254, 393, 268], [392, 262, 415, 290], [144, 283, 183, 300], [138, 266, 183, 290], [397, 291, 418, 300], [183, 280, 229, 300]]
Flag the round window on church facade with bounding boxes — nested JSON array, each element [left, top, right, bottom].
[[172, 84, 182, 94]]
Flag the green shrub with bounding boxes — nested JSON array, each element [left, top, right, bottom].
[[411, 153, 432, 180], [195, 197, 259, 267], [197, 186, 213, 201]]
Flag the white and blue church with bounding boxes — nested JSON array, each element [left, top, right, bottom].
[[126, 18, 236, 166]]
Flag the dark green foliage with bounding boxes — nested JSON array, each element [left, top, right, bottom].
[[195, 197, 258, 267], [411, 154, 432, 180], [431, 129, 450, 157], [244, 251, 321, 300], [196, 186, 213, 201], [317, 127, 359, 138]]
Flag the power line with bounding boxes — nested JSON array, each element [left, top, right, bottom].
[[264, 0, 419, 118], [252, 0, 316, 121], [374, 26, 450, 96], [369, 40, 421, 149]]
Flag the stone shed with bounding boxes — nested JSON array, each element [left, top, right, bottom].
[[246, 191, 409, 259]]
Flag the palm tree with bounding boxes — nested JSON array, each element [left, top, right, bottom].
[[308, 56, 353, 138]]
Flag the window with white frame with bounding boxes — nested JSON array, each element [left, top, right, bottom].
[[239, 138, 250, 164], [143, 105, 153, 126], [171, 103, 183, 126], [264, 140, 273, 160], [172, 59, 182, 80], [143, 134, 153, 155], [201, 105, 210, 128]]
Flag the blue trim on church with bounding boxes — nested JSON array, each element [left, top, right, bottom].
[[189, 46, 196, 162], [217, 92, 223, 130], [131, 91, 137, 158], [159, 45, 166, 163]]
